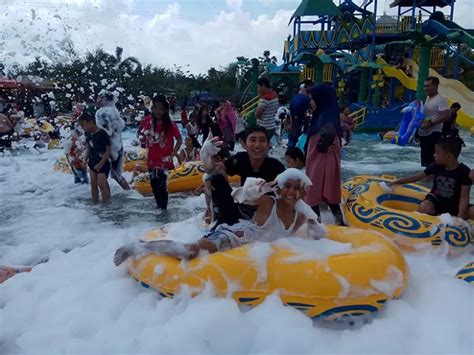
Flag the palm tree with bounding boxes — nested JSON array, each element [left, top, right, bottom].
[[112, 47, 143, 85]]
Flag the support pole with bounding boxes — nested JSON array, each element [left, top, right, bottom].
[[454, 43, 460, 81], [315, 61, 323, 84], [358, 68, 368, 103], [416, 45, 432, 100]]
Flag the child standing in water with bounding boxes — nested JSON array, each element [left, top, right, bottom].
[[78, 112, 111, 204], [114, 168, 326, 265], [340, 106, 354, 146], [64, 124, 88, 184], [139, 95, 182, 210]]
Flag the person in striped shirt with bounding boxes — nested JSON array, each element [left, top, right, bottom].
[[255, 77, 279, 140]]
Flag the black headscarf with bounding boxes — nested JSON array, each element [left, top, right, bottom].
[[307, 84, 342, 138]]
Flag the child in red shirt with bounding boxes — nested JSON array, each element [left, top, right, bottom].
[[139, 95, 182, 210]]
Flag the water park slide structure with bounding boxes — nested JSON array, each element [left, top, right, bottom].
[[378, 59, 474, 130], [423, 19, 474, 51]]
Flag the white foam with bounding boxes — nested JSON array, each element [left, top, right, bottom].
[[275, 168, 312, 188], [1, 132, 474, 354], [276, 237, 352, 263], [154, 264, 166, 276], [248, 242, 273, 283], [370, 266, 405, 297]]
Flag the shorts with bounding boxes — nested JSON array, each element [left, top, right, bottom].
[[425, 193, 459, 216], [88, 160, 110, 176], [204, 230, 233, 251]]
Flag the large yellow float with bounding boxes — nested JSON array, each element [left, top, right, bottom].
[[53, 155, 72, 173], [123, 148, 147, 172], [125, 225, 409, 321], [133, 161, 240, 196], [23, 119, 55, 136], [343, 176, 472, 252]]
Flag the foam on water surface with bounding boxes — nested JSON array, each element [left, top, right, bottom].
[[1, 131, 473, 354]]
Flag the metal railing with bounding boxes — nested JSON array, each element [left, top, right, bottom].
[[351, 107, 367, 128], [412, 47, 445, 68], [323, 64, 333, 83], [300, 66, 315, 82], [241, 96, 259, 115]]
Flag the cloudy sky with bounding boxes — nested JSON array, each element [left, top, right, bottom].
[[1, 0, 472, 74]]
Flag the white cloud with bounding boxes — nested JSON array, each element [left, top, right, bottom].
[[226, 0, 243, 11], [0, 0, 293, 74], [0, 0, 472, 76]]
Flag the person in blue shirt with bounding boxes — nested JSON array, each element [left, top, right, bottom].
[[288, 80, 313, 148]]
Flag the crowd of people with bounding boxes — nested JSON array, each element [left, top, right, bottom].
[[1, 75, 473, 265], [114, 78, 473, 265]]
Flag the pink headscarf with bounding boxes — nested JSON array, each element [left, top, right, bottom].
[[219, 101, 237, 134]]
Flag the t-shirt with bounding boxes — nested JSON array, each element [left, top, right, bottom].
[[424, 162, 472, 205], [256, 91, 279, 130], [225, 152, 285, 186], [442, 111, 457, 136], [86, 129, 110, 166], [289, 93, 310, 123], [140, 115, 181, 169], [418, 94, 449, 136], [275, 106, 290, 123]]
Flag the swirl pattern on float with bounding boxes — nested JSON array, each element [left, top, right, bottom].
[[346, 183, 370, 205], [351, 203, 438, 239], [172, 163, 199, 178], [443, 225, 471, 247]]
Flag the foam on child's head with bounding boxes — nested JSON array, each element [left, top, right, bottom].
[[275, 168, 312, 188]]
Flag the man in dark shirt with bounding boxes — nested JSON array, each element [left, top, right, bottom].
[[288, 80, 312, 148], [201, 125, 285, 229]]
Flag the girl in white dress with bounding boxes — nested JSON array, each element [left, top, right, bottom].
[[114, 169, 326, 265]]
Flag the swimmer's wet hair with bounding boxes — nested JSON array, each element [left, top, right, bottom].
[[436, 136, 463, 158]]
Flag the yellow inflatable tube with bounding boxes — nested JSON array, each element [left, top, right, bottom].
[[455, 262, 474, 285], [123, 148, 147, 172], [133, 161, 240, 196], [47, 139, 61, 150], [343, 178, 472, 252], [53, 155, 72, 173], [127, 225, 409, 320]]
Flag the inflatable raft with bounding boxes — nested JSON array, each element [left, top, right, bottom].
[[133, 161, 240, 196], [125, 225, 409, 321], [343, 176, 472, 253], [123, 148, 147, 172], [455, 262, 474, 285], [53, 155, 72, 173]]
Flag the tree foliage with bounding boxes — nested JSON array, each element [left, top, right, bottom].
[[7, 46, 276, 109]]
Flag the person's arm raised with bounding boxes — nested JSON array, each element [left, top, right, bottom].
[[232, 178, 277, 205], [200, 133, 223, 171]]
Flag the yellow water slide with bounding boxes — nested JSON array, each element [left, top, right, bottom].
[[377, 58, 474, 130]]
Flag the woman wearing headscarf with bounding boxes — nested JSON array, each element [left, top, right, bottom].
[[305, 84, 343, 225], [219, 101, 237, 151]]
